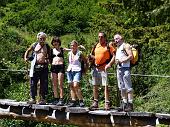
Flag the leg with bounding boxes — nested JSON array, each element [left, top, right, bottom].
[[101, 71, 110, 109], [56, 72, 65, 106], [117, 68, 127, 103], [30, 74, 39, 99], [28, 72, 39, 104], [73, 82, 83, 100], [58, 72, 64, 99], [93, 85, 99, 100], [67, 83, 77, 107], [70, 83, 76, 100], [51, 72, 59, 99], [39, 67, 48, 104], [50, 72, 60, 104], [123, 68, 133, 111], [90, 68, 100, 108], [123, 68, 133, 103], [117, 68, 128, 111], [72, 71, 85, 107]]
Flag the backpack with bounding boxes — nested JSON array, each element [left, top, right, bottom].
[[28, 42, 51, 61], [131, 44, 139, 66], [123, 44, 140, 67], [90, 42, 113, 67]]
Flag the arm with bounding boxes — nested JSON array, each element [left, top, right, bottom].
[[78, 45, 86, 50], [105, 46, 116, 71], [105, 52, 115, 71], [63, 48, 71, 52], [81, 54, 89, 66], [24, 44, 34, 62], [63, 45, 86, 52], [81, 54, 89, 73]]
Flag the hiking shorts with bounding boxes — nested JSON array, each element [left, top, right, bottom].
[[91, 67, 108, 86], [51, 64, 65, 74], [117, 67, 133, 92], [67, 71, 81, 83]]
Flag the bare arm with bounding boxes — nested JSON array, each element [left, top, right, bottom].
[[105, 52, 115, 71], [24, 44, 34, 62], [81, 54, 89, 66], [81, 54, 89, 73], [63, 45, 86, 52], [63, 48, 71, 52]]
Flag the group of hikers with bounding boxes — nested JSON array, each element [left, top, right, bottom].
[[24, 31, 134, 111]]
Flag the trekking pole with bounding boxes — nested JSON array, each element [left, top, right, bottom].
[[104, 70, 109, 109]]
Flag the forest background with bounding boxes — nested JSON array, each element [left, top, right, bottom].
[[0, 0, 170, 127]]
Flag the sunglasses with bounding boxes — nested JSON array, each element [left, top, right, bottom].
[[39, 37, 46, 40]]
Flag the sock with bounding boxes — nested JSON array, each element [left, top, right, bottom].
[[128, 99, 133, 103], [123, 98, 127, 103]]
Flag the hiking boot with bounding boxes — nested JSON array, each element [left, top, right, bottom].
[[49, 98, 59, 105], [105, 101, 110, 110], [124, 103, 133, 112], [56, 99, 64, 106], [67, 100, 77, 107], [90, 100, 98, 109], [79, 100, 85, 107], [38, 99, 46, 105], [27, 98, 36, 104]]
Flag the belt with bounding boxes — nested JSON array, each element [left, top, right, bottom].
[[35, 64, 48, 68]]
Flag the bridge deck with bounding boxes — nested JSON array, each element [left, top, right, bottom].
[[0, 99, 169, 127]]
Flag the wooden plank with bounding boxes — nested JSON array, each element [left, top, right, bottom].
[[156, 113, 170, 125], [66, 107, 89, 113], [31, 104, 50, 110], [156, 113, 170, 119], [48, 105, 67, 111], [0, 99, 168, 127], [0, 101, 29, 107], [0, 99, 16, 103], [128, 112, 155, 117], [89, 110, 111, 115], [110, 111, 127, 116]]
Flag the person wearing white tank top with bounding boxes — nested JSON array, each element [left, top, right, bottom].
[[66, 40, 87, 107], [114, 34, 134, 112]]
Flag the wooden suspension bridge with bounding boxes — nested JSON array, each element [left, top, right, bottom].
[[0, 99, 170, 127]]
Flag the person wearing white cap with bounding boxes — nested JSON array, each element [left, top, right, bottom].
[[24, 32, 51, 105]]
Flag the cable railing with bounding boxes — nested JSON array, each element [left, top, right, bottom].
[[0, 68, 170, 78]]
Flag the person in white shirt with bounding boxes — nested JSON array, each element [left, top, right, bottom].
[[66, 40, 87, 107], [114, 34, 134, 111]]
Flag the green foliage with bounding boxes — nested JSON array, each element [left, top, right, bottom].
[[135, 78, 170, 112], [2, 0, 99, 35]]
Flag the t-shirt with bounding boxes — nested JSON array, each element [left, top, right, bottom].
[[94, 43, 115, 70]]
